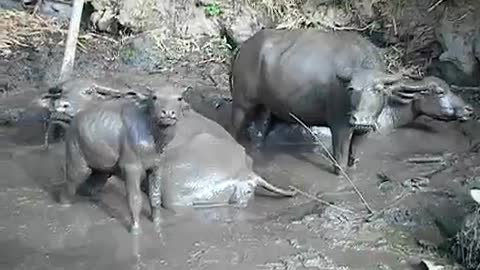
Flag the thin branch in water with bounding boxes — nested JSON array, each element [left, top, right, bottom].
[[289, 112, 375, 214], [365, 191, 410, 222], [427, 0, 445, 12], [406, 155, 444, 164], [288, 185, 355, 214]]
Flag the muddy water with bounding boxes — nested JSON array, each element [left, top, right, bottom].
[[0, 90, 479, 269]]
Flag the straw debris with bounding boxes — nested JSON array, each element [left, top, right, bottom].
[[0, 10, 64, 54], [451, 206, 480, 270]]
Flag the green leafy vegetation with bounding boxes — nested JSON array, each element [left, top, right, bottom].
[[204, 2, 223, 17]]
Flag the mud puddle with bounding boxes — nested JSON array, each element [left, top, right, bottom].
[[1, 84, 479, 270]]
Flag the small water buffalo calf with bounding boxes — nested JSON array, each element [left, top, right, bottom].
[[58, 88, 184, 235], [230, 28, 403, 175]]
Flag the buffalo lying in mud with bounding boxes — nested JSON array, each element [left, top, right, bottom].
[[57, 84, 184, 235], [229, 28, 471, 175], [154, 110, 296, 213], [252, 76, 474, 155]]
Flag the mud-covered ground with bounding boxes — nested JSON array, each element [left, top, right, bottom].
[[2, 34, 480, 270]]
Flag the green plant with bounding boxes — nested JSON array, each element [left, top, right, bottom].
[[204, 2, 222, 17]]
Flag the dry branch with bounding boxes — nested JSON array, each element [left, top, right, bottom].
[[289, 112, 375, 214], [406, 156, 445, 164]]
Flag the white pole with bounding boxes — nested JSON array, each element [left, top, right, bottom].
[[58, 0, 84, 83]]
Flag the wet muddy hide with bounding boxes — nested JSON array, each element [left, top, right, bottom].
[[156, 110, 295, 213]]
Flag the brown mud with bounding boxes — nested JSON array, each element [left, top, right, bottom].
[[2, 39, 480, 270]]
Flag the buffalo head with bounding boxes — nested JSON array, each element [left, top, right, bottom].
[[345, 70, 402, 131], [388, 76, 474, 123], [145, 86, 185, 127]]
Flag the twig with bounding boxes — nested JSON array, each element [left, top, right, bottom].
[[32, 0, 43, 15], [427, 0, 445, 12], [288, 185, 354, 214], [406, 156, 444, 164], [420, 164, 449, 178], [58, 0, 84, 84], [330, 22, 375, 32], [289, 112, 374, 214], [365, 191, 410, 222], [451, 85, 480, 91]]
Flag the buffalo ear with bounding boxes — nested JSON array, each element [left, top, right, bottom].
[[180, 99, 191, 116], [470, 189, 480, 205], [34, 95, 53, 108], [336, 67, 353, 82]]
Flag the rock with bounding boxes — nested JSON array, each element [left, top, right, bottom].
[[352, 0, 381, 20], [90, 8, 118, 33], [220, 4, 266, 46], [432, 1, 480, 86], [297, 2, 352, 29]]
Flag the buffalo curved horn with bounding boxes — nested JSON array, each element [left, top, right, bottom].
[[376, 72, 403, 85]]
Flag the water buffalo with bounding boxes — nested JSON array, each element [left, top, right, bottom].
[[252, 76, 473, 153], [35, 78, 146, 147], [229, 28, 404, 175], [378, 76, 473, 133], [153, 110, 296, 213], [58, 85, 184, 235]]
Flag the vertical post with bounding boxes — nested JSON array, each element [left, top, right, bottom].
[[45, 0, 84, 149], [58, 0, 84, 84]]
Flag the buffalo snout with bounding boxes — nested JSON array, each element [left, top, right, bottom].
[[151, 93, 184, 126], [348, 88, 385, 131], [457, 104, 474, 122], [348, 115, 377, 131]]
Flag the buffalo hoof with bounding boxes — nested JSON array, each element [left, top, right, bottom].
[[130, 222, 141, 235], [333, 165, 342, 176], [57, 190, 74, 206], [348, 157, 359, 169]]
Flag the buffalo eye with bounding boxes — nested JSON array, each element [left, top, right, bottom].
[[151, 95, 157, 100], [373, 83, 384, 92], [177, 96, 183, 101], [434, 88, 445, 96]]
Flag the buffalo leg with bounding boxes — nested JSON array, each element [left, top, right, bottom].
[[231, 104, 253, 143], [59, 146, 91, 205], [254, 107, 272, 147], [76, 170, 110, 199], [147, 168, 162, 229], [348, 131, 368, 169], [122, 164, 143, 235], [331, 127, 353, 175]]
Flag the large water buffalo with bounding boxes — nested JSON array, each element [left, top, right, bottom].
[[58, 85, 184, 235], [229, 28, 405, 175]]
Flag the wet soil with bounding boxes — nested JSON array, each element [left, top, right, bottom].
[[2, 45, 480, 270]]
